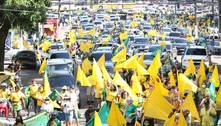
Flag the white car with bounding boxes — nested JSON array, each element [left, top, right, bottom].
[[211, 46, 221, 65], [181, 46, 210, 68]]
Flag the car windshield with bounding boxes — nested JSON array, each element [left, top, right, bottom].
[[92, 52, 112, 61], [212, 48, 221, 55], [174, 39, 187, 43], [169, 32, 181, 37], [149, 46, 164, 52], [48, 64, 69, 71], [186, 48, 207, 55], [134, 38, 148, 44], [49, 75, 74, 88], [50, 52, 71, 59], [51, 45, 63, 50], [144, 54, 154, 60]]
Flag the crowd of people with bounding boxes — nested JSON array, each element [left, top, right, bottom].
[[1, 4, 221, 126]]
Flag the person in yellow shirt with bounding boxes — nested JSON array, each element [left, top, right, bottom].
[[10, 87, 25, 117], [27, 79, 39, 114], [106, 84, 118, 107]]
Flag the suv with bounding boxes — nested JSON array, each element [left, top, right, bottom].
[[181, 46, 210, 68]]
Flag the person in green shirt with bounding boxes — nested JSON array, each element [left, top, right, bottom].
[[125, 98, 137, 126]]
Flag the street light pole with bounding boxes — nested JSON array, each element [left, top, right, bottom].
[[219, 0, 221, 32]]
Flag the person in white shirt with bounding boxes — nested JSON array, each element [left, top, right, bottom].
[[40, 98, 54, 113]]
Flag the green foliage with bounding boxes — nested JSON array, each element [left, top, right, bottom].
[[1, 0, 50, 32]]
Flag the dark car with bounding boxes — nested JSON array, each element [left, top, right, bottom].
[[13, 50, 40, 69]]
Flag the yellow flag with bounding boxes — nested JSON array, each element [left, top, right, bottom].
[[102, 35, 111, 44], [180, 92, 200, 121], [178, 112, 188, 126], [131, 73, 142, 94], [184, 58, 195, 76], [147, 51, 162, 76], [119, 31, 128, 42], [168, 70, 176, 86], [163, 113, 176, 126], [131, 21, 139, 28], [101, 65, 112, 82], [210, 65, 220, 87], [92, 59, 104, 90], [216, 86, 221, 110], [178, 74, 198, 94], [107, 102, 126, 126], [113, 72, 138, 104], [143, 87, 173, 120], [198, 59, 206, 86], [39, 58, 47, 74], [79, 41, 93, 53], [136, 62, 149, 76], [50, 100, 60, 109], [82, 58, 92, 75], [98, 54, 105, 68], [115, 54, 138, 69], [43, 72, 51, 98], [42, 41, 52, 52], [77, 66, 91, 87], [138, 54, 146, 68], [155, 80, 169, 97], [94, 111, 102, 126], [111, 48, 127, 63]]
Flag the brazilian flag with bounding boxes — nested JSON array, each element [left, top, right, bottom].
[[86, 102, 109, 126]]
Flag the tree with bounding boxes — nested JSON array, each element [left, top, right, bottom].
[[0, 0, 50, 71]]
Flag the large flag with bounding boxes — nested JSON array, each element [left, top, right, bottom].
[[143, 87, 173, 120], [92, 59, 104, 90], [216, 86, 221, 110], [82, 58, 92, 75], [94, 111, 102, 126], [137, 54, 146, 68], [43, 71, 51, 98], [119, 31, 128, 42], [112, 72, 138, 104], [180, 92, 200, 121], [178, 74, 198, 94], [131, 73, 142, 94], [136, 62, 149, 76], [107, 102, 126, 126], [111, 48, 127, 63], [39, 58, 47, 74], [168, 70, 176, 86], [209, 83, 216, 101], [98, 54, 105, 68], [86, 103, 109, 126], [77, 66, 91, 87], [198, 59, 206, 87], [184, 58, 195, 76], [101, 65, 112, 82], [115, 54, 138, 69], [210, 65, 220, 87], [147, 50, 162, 76], [178, 112, 188, 126], [163, 113, 176, 126]]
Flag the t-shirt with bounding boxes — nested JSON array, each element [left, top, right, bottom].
[[41, 103, 54, 113]]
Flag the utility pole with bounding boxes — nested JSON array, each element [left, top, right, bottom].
[[56, 0, 61, 37], [219, 0, 221, 33], [194, 0, 198, 38]]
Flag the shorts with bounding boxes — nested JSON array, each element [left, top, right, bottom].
[[64, 112, 73, 121]]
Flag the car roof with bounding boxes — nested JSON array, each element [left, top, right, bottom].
[[50, 50, 69, 54], [188, 46, 206, 49], [47, 59, 71, 65]]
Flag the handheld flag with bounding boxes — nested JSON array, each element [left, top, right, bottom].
[[94, 111, 102, 126], [107, 102, 126, 126], [178, 74, 198, 94], [143, 87, 173, 120], [77, 66, 91, 87], [111, 48, 127, 63], [39, 58, 47, 74], [147, 50, 162, 76], [184, 58, 195, 76], [82, 58, 92, 75], [210, 65, 220, 87], [180, 92, 200, 121]]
